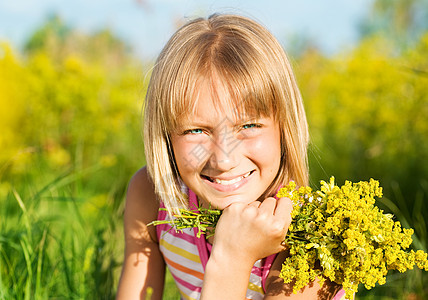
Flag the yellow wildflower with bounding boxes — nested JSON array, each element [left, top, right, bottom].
[[277, 177, 428, 298]]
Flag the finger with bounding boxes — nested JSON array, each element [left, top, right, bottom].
[[258, 197, 277, 215], [224, 201, 246, 210], [273, 197, 293, 221], [248, 201, 262, 208]]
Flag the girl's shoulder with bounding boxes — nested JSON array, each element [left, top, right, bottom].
[[127, 166, 156, 199], [124, 166, 160, 243]]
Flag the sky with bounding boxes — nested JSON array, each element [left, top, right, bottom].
[[0, 0, 374, 60]]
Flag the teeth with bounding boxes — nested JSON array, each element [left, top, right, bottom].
[[212, 171, 252, 185]]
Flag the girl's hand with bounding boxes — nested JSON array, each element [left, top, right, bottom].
[[210, 197, 293, 266]]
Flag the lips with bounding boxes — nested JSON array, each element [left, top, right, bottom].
[[201, 170, 254, 185]]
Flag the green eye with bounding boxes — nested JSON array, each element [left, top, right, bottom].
[[242, 123, 260, 129], [185, 128, 203, 134]]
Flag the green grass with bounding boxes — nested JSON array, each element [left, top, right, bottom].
[[0, 163, 123, 299]]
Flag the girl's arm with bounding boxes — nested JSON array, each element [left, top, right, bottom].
[[201, 197, 293, 300], [116, 167, 166, 300]]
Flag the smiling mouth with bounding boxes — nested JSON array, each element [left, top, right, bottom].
[[201, 170, 254, 185]]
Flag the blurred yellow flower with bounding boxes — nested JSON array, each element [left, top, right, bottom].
[[100, 154, 117, 168]]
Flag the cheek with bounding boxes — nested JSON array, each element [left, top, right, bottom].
[[247, 133, 281, 171], [170, 137, 190, 171], [171, 136, 207, 174]]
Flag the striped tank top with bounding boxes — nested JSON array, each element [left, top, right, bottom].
[[156, 189, 348, 300]]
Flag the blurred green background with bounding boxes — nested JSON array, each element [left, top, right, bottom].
[[0, 0, 427, 299]]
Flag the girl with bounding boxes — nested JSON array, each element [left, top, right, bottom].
[[117, 14, 344, 300]]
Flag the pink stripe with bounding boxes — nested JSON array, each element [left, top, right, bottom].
[[188, 194, 200, 210], [156, 202, 168, 241], [161, 225, 198, 244], [170, 267, 202, 292], [332, 289, 346, 300], [261, 254, 277, 292], [156, 224, 171, 241], [251, 265, 262, 277], [189, 190, 211, 271]]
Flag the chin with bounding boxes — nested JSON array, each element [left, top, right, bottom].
[[203, 193, 258, 210]]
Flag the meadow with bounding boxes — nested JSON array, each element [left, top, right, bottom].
[[1, 9, 427, 300]]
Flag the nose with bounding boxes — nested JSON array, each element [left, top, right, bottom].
[[208, 132, 239, 171]]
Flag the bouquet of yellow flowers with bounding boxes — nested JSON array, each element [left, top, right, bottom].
[[151, 178, 428, 299]]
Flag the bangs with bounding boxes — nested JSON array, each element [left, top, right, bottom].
[[213, 63, 280, 122], [163, 59, 280, 133]]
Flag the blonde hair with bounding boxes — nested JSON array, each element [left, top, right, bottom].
[[144, 14, 309, 215]]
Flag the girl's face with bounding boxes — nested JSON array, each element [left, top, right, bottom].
[[170, 81, 281, 210]]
